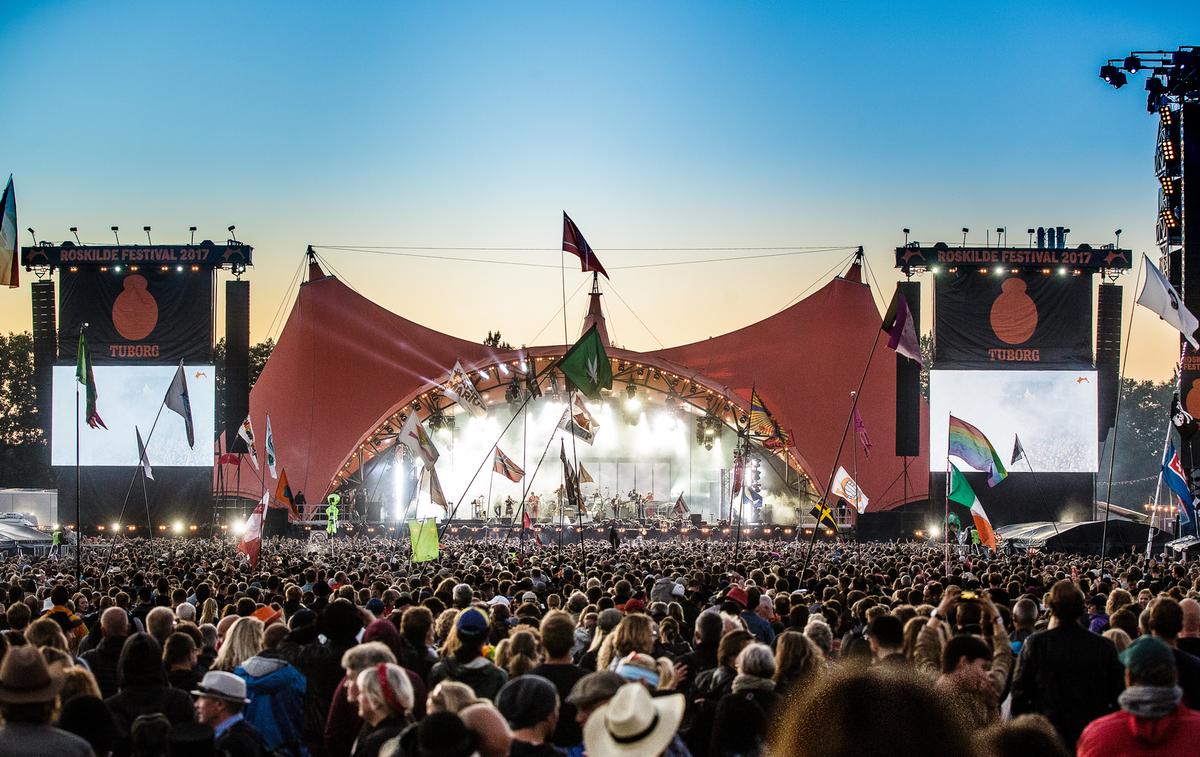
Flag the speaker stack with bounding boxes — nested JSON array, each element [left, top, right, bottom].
[[224, 281, 250, 452]]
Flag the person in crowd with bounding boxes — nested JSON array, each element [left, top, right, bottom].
[[528, 610, 588, 749], [106, 632, 196, 756], [496, 675, 565, 757], [675, 611, 722, 695], [1145, 596, 1200, 709], [1011, 579, 1125, 746], [773, 629, 823, 700], [583, 682, 686, 757], [710, 642, 777, 756], [82, 606, 130, 699], [973, 714, 1070, 757], [577, 608, 621, 672], [326, 642, 400, 757], [351, 662, 413, 757], [1104, 627, 1133, 653], [0, 645, 93, 756], [564, 671, 624, 751], [298, 597, 365, 756], [164, 631, 202, 692], [1077, 635, 1200, 756], [459, 702, 514, 757], [427, 681, 479, 714], [397, 606, 438, 683], [57, 694, 118, 757], [866, 614, 907, 669], [235, 616, 307, 755], [1178, 598, 1200, 658], [430, 608, 509, 700], [193, 669, 269, 756], [937, 634, 1000, 723]]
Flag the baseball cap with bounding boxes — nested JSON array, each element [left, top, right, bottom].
[[456, 608, 489, 640], [1119, 636, 1176, 681]]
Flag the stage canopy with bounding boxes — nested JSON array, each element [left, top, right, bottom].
[[222, 260, 929, 514]]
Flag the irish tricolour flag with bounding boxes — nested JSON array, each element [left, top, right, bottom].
[[949, 463, 997, 551], [948, 415, 1008, 487]]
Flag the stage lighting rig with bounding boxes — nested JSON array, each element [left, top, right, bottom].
[[69, 227, 80, 245], [1101, 46, 1198, 111]]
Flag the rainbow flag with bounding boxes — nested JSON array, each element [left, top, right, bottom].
[[947, 415, 1008, 487]]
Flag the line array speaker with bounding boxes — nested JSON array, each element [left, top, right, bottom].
[[31, 280, 57, 442], [895, 280, 921, 457], [1096, 283, 1123, 439], [224, 280, 250, 452]]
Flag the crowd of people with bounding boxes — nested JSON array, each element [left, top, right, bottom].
[[0, 535, 1199, 756]]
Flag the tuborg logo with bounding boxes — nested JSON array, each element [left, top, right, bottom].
[[112, 275, 159, 341]]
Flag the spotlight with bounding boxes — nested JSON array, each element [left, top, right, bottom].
[[26, 228, 36, 245], [1057, 266, 1067, 276], [1146, 77, 1166, 96], [70, 227, 81, 245], [113, 265, 122, 273], [111, 226, 120, 244], [232, 519, 246, 536], [478, 369, 489, 381], [929, 525, 940, 539], [992, 265, 1005, 276], [111, 522, 120, 532], [1123, 55, 1141, 73], [144, 226, 152, 244], [176, 265, 184, 272], [625, 382, 637, 400], [189, 226, 197, 244], [1099, 64, 1126, 88], [172, 521, 184, 535], [498, 363, 509, 376], [227, 225, 237, 241], [930, 265, 941, 275]]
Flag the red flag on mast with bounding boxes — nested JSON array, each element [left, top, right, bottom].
[[562, 212, 608, 279]]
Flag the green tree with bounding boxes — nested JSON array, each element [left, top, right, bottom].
[[484, 331, 513, 351], [0, 331, 52, 487], [213, 337, 275, 432], [1099, 377, 1174, 507]]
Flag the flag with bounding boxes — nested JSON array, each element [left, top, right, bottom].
[[264, 413, 277, 479], [0, 176, 16, 288], [831, 466, 869, 514], [558, 325, 612, 400], [414, 424, 440, 467], [217, 453, 240, 466], [409, 518, 440, 563], [238, 415, 260, 469], [1162, 443, 1198, 534], [809, 501, 838, 530], [493, 447, 525, 482], [748, 389, 789, 445], [1138, 253, 1200, 349], [558, 394, 599, 444], [948, 415, 1008, 487], [272, 469, 301, 521], [75, 330, 107, 429], [558, 441, 584, 517], [1172, 394, 1198, 442], [731, 452, 746, 496], [136, 426, 153, 480], [852, 405, 872, 458], [578, 462, 594, 484], [164, 361, 194, 448], [1011, 435, 1026, 466], [562, 211, 608, 279], [238, 502, 264, 567], [673, 493, 689, 517], [948, 463, 997, 550], [422, 467, 449, 511], [444, 361, 488, 418], [396, 411, 439, 467], [522, 510, 532, 531], [882, 287, 923, 366]]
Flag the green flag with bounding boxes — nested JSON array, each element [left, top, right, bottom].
[[75, 331, 107, 429], [408, 518, 439, 563], [557, 324, 612, 400]]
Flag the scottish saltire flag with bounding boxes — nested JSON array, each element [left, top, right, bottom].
[[1162, 443, 1197, 533], [948, 415, 1008, 487]]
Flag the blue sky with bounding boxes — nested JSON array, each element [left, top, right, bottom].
[[2, 2, 1196, 379]]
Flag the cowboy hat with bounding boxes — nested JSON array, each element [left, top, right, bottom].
[[0, 646, 63, 704], [583, 683, 684, 757]]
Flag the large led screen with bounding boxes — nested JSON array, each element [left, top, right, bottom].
[[929, 370, 1097, 473], [52, 365, 215, 466]]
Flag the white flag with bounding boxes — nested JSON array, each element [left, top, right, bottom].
[[265, 413, 278, 480], [237, 414, 260, 470], [164, 360, 195, 448], [443, 361, 488, 418], [831, 466, 869, 514], [136, 426, 153, 480], [1138, 253, 1200, 349]]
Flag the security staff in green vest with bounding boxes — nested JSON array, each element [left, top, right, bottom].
[[50, 526, 63, 557], [326, 494, 341, 536]]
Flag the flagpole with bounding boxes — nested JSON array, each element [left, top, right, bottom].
[[75, 324, 83, 583], [1101, 263, 1142, 558], [799, 309, 882, 583], [852, 394, 860, 566], [945, 412, 951, 575], [1019, 445, 1060, 538], [486, 446, 495, 529], [103, 383, 171, 576]]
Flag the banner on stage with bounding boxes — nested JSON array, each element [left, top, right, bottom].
[[934, 270, 1091, 368], [444, 361, 488, 418], [58, 267, 213, 363]]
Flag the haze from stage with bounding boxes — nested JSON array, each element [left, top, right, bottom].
[[929, 369, 1097, 473], [50, 364, 216, 467]]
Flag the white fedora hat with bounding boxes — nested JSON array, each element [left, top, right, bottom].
[[583, 682, 684, 757]]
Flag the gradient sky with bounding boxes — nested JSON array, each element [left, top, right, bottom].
[[2, 2, 1197, 381]]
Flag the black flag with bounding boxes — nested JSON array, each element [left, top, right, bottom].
[[1172, 393, 1197, 441], [1011, 435, 1026, 466]]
